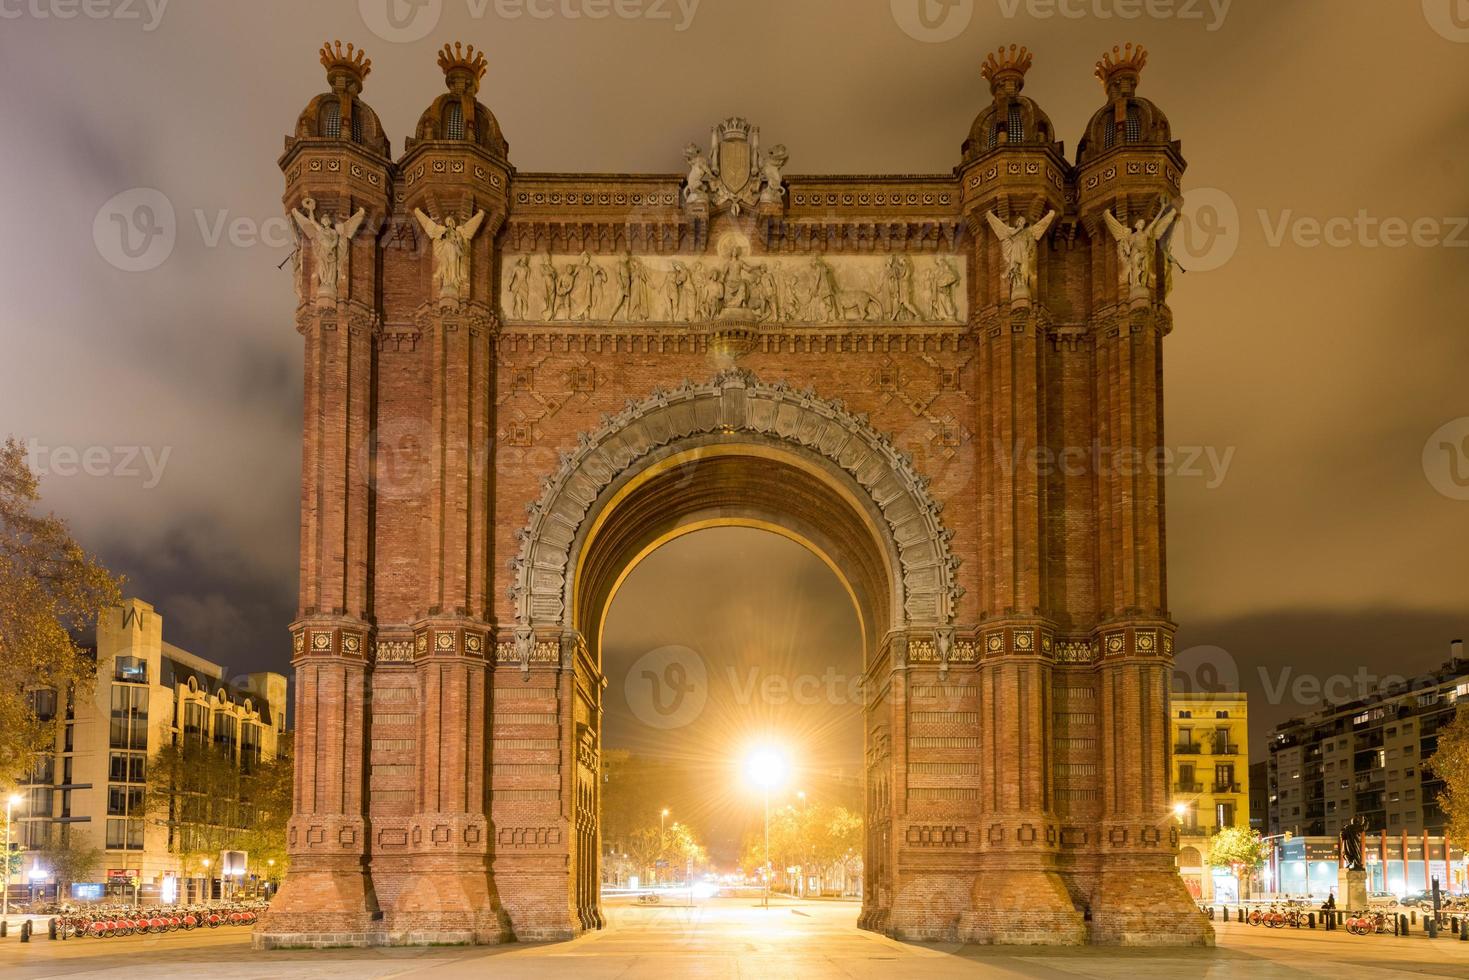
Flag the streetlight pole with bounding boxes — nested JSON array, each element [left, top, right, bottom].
[[763, 784, 771, 909], [3, 793, 21, 920]]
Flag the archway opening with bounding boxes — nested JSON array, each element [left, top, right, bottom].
[[571, 443, 898, 922]]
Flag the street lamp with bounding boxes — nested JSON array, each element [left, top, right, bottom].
[[202, 858, 212, 905], [745, 746, 789, 909], [4, 792, 23, 919]]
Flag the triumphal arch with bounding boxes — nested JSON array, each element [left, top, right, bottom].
[[256, 38, 1211, 948]]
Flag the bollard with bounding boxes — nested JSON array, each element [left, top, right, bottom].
[[1, 919, 7, 938], [1401, 913, 1410, 934], [19, 920, 30, 943], [1460, 918, 1468, 941], [1393, 914, 1400, 936], [1308, 912, 1316, 929], [1428, 916, 1437, 939], [48, 917, 56, 940], [1411, 910, 1417, 925]]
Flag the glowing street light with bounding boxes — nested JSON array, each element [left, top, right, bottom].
[[745, 746, 789, 909], [3, 792, 23, 919]]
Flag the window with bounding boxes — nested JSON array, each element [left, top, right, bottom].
[[107, 785, 144, 816], [26, 753, 54, 785], [63, 723, 73, 753], [1178, 710, 1192, 719], [214, 711, 237, 755], [241, 722, 262, 773], [62, 757, 72, 785], [1007, 104, 1024, 143], [1216, 710, 1230, 719], [1389, 813, 1400, 826], [183, 701, 209, 746], [26, 688, 57, 721], [1407, 789, 1416, 801], [1217, 802, 1236, 826], [1125, 103, 1142, 141], [351, 107, 363, 143], [109, 685, 148, 750], [444, 100, 465, 140], [105, 817, 144, 850], [320, 100, 341, 138], [108, 752, 146, 784], [113, 655, 148, 683]]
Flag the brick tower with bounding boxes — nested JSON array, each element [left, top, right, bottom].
[[256, 39, 1210, 949]]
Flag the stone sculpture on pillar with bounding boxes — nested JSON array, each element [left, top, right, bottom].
[[414, 208, 487, 304], [292, 200, 366, 307], [1103, 205, 1177, 302], [984, 209, 1056, 304]]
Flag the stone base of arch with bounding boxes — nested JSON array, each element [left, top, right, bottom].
[[1089, 860, 1215, 946], [959, 866, 1088, 944]]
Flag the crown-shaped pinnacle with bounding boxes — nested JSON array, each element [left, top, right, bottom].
[[320, 39, 372, 82], [1094, 42, 1148, 90], [437, 41, 488, 83], [981, 44, 1033, 94]]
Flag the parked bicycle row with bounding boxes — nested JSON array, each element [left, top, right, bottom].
[[1200, 901, 1469, 940], [50, 903, 267, 939]]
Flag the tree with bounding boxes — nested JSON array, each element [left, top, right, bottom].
[[234, 742, 293, 880], [0, 438, 122, 784], [36, 828, 103, 896], [1428, 704, 1469, 840], [1207, 825, 1264, 897]]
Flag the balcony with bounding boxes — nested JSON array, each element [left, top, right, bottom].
[[1210, 742, 1242, 756], [1213, 782, 1242, 794], [1174, 742, 1201, 755], [1174, 782, 1203, 793]]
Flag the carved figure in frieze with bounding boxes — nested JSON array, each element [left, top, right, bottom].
[[720, 246, 753, 311], [589, 262, 609, 318], [1104, 205, 1177, 301], [780, 265, 806, 321], [538, 252, 558, 318], [754, 263, 780, 321], [552, 258, 578, 320], [413, 207, 486, 301], [573, 251, 597, 320], [984, 209, 1056, 303], [291, 202, 366, 306], [884, 254, 922, 321], [664, 261, 690, 321], [808, 256, 840, 321], [928, 256, 961, 321], [506, 254, 531, 320], [629, 256, 651, 321]]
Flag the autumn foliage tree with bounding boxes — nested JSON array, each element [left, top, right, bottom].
[[0, 437, 122, 785], [1428, 704, 1469, 840]]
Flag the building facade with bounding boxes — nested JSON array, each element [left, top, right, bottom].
[[1267, 641, 1467, 840], [260, 39, 1209, 948], [13, 599, 288, 902], [1169, 692, 1249, 900], [1263, 834, 1467, 899]]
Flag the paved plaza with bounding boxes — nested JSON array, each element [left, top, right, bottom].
[[4, 899, 1469, 979]]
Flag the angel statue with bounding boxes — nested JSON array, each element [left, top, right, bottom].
[[683, 142, 716, 206], [1103, 204, 1178, 301], [413, 208, 487, 302], [984, 209, 1056, 304], [291, 201, 367, 307]]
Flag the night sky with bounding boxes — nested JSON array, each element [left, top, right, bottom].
[[2, 2, 1465, 764]]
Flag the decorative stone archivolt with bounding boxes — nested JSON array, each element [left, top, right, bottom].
[[507, 369, 963, 632]]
